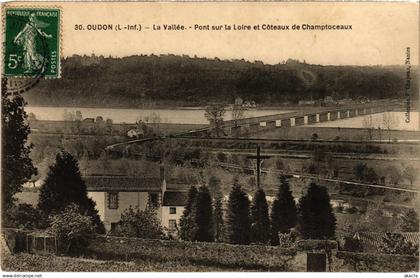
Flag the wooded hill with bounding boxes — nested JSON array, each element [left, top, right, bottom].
[[24, 54, 419, 108]]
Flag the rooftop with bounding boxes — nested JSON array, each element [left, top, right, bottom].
[[162, 191, 188, 207], [83, 176, 162, 192]]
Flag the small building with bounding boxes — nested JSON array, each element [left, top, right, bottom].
[[83, 118, 95, 123], [161, 191, 188, 237], [84, 168, 187, 233], [127, 128, 144, 138], [338, 98, 353, 105], [298, 100, 316, 105], [234, 97, 243, 106], [324, 96, 336, 105]]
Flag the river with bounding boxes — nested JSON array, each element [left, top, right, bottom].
[[25, 106, 294, 125]]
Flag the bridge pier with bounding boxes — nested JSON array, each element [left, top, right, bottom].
[[340, 110, 349, 119], [348, 109, 356, 118], [282, 118, 292, 127], [330, 111, 339, 121], [319, 112, 328, 122]]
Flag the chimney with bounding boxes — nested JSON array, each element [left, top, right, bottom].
[[160, 165, 167, 194], [160, 165, 165, 182]]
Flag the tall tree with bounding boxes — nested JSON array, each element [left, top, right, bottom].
[[298, 182, 336, 239], [38, 150, 104, 233], [192, 186, 214, 242], [213, 190, 224, 242], [226, 177, 251, 245], [250, 188, 270, 244], [1, 78, 37, 225], [270, 176, 297, 245], [179, 185, 198, 241]]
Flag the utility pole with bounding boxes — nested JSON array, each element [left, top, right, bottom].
[[246, 145, 271, 189]]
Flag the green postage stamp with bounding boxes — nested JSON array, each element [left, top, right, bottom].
[[3, 8, 61, 78]]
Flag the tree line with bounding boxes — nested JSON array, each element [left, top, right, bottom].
[[178, 175, 336, 245], [24, 54, 417, 108]]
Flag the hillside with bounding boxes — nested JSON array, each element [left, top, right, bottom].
[[24, 54, 419, 108]]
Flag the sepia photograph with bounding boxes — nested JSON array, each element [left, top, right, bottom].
[[1, 1, 419, 275]]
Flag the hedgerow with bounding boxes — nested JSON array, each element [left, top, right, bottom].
[[85, 236, 298, 271]]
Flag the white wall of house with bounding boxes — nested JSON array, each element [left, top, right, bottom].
[[161, 205, 183, 233], [89, 191, 151, 231], [87, 192, 105, 221]]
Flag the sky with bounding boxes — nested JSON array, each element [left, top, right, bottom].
[[4, 2, 419, 66]]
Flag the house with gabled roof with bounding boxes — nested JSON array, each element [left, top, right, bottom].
[[84, 166, 188, 233]]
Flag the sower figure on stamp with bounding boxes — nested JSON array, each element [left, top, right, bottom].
[[13, 13, 52, 73]]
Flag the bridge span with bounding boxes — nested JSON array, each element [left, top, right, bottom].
[[210, 100, 397, 136], [105, 100, 400, 149]]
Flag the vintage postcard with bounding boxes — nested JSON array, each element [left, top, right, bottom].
[[1, 1, 419, 275]]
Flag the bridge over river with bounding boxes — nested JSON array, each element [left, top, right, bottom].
[[105, 100, 400, 149], [192, 99, 399, 136]]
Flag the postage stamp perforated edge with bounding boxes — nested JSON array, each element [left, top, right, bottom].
[[2, 4, 63, 79]]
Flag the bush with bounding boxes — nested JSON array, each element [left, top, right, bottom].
[[49, 203, 95, 254], [7, 204, 44, 230], [379, 233, 419, 256], [117, 206, 163, 239]]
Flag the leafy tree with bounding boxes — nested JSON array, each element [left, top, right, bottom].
[[192, 186, 214, 242], [386, 166, 402, 185], [118, 205, 163, 239], [1, 79, 37, 225], [9, 204, 43, 230], [179, 185, 198, 241], [231, 103, 245, 128], [226, 177, 251, 245], [400, 209, 419, 232], [365, 167, 378, 183], [403, 166, 418, 186], [353, 163, 368, 181], [49, 203, 95, 254], [38, 150, 104, 233], [298, 182, 336, 239], [213, 191, 224, 242], [271, 176, 297, 245], [204, 103, 226, 137], [379, 233, 419, 256], [382, 112, 399, 142], [250, 188, 270, 244]]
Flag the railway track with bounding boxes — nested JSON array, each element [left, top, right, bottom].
[[216, 162, 419, 194]]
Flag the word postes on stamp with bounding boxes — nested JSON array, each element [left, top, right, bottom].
[[3, 8, 61, 83]]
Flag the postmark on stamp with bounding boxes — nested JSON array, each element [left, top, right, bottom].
[[3, 8, 61, 81]]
